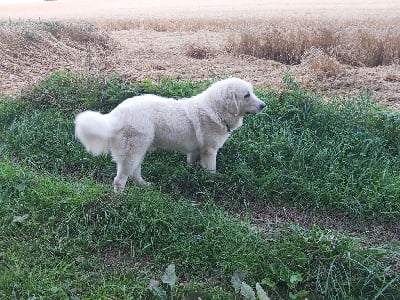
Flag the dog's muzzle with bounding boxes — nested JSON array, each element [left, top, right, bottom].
[[246, 98, 266, 114], [252, 102, 266, 114]]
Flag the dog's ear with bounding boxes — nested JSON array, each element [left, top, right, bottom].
[[223, 86, 240, 116]]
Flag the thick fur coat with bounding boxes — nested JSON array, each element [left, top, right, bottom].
[[75, 77, 266, 192]]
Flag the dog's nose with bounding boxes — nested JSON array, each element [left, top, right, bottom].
[[259, 103, 266, 110]]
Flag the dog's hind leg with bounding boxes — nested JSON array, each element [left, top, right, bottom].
[[113, 158, 134, 192], [131, 157, 151, 186], [114, 147, 151, 192], [113, 157, 147, 192], [187, 151, 200, 165], [113, 147, 149, 192]]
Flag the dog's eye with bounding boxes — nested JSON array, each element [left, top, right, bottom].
[[244, 93, 250, 98]]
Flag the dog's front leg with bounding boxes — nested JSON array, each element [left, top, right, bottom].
[[200, 147, 217, 172]]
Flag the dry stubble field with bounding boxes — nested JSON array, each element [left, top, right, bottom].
[[0, 0, 400, 108]]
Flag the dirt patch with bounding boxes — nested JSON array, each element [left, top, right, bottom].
[[247, 204, 400, 244]]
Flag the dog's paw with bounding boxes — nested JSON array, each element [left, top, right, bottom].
[[141, 181, 152, 187], [113, 184, 123, 193], [135, 179, 152, 187]]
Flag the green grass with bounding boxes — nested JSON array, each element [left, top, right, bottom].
[[0, 72, 399, 299], [6, 72, 400, 221]]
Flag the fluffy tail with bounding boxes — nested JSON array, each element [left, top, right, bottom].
[[74, 111, 113, 156]]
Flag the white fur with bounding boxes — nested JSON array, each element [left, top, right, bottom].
[[74, 78, 266, 192]]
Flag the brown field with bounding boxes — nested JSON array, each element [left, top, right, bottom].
[[1, 0, 400, 108]]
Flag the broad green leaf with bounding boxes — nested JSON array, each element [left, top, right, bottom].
[[161, 264, 177, 287], [255, 283, 270, 300], [296, 290, 309, 298], [240, 282, 256, 300], [231, 270, 245, 293], [151, 286, 167, 300], [262, 277, 276, 289], [290, 273, 303, 284]]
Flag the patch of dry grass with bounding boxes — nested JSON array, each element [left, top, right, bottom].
[[98, 18, 400, 68], [301, 47, 343, 78], [95, 18, 236, 32], [0, 21, 119, 92], [1, 18, 400, 107], [0, 21, 112, 48], [225, 19, 400, 67], [183, 43, 214, 59]]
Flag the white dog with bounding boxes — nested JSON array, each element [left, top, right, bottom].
[[75, 78, 266, 192]]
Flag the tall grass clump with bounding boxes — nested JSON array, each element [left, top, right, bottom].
[[20, 71, 143, 113], [226, 19, 400, 67]]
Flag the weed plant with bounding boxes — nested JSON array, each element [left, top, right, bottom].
[[0, 73, 399, 298]]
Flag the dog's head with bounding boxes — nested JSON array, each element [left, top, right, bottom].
[[217, 78, 266, 116]]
